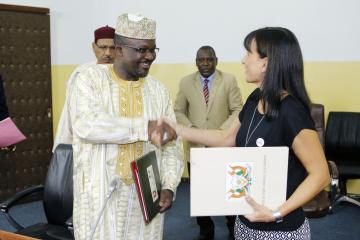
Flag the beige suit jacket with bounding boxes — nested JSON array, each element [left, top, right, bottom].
[[174, 70, 243, 146]]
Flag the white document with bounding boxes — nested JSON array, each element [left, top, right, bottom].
[[190, 147, 288, 216]]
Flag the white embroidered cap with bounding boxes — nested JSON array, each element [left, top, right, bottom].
[[116, 13, 156, 40]]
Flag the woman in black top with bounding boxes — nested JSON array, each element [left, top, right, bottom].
[[163, 27, 330, 239]]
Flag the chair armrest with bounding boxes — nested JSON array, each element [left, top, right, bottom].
[[0, 185, 44, 230], [1, 185, 44, 212], [66, 216, 74, 235], [66, 216, 73, 228], [326, 160, 338, 212], [327, 160, 339, 179]]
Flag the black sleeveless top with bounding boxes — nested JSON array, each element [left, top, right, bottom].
[[236, 88, 315, 231]]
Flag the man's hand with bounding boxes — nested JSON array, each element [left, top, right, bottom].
[[148, 120, 162, 147], [159, 120, 177, 144], [0, 145, 16, 152], [159, 189, 173, 213], [148, 120, 177, 147], [148, 120, 158, 140]]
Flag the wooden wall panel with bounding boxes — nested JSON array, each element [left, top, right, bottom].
[[0, 4, 52, 200]]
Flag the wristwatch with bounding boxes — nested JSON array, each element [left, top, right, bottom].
[[272, 211, 283, 223]]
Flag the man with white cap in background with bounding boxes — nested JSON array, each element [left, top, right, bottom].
[[65, 13, 183, 240]]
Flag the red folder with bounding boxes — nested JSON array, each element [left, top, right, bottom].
[[131, 160, 149, 222], [131, 151, 161, 224]]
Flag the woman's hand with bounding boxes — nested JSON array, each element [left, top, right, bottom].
[[244, 196, 277, 223]]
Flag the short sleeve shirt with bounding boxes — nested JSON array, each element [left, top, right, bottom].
[[236, 88, 315, 231]]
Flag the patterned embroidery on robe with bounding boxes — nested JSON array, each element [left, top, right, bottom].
[[110, 65, 145, 185]]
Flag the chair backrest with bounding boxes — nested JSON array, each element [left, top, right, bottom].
[[310, 103, 325, 149], [325, 112, 360, 163], [43, 144, 73, 225], [302, 103, 330, 218]]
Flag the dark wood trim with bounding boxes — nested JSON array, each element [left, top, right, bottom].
[[0, 4, 49, 14], [0, 230, 39, 239]]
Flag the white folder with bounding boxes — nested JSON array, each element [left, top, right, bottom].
[[190, 147, 288, 216]]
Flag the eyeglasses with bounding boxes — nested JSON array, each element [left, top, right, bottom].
[[120, 44, 159, 55], [95, 43, 116, 51]]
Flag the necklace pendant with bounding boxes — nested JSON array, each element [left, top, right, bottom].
[[256, 138, 264, 147], [245, 105, 265, 147]]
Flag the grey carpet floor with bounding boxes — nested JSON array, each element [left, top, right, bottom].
[[1, 182, 359, 239]]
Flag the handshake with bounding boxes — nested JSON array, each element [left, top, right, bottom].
[[148, 118, 177, 147]]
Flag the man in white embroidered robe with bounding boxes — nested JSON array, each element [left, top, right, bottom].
[[63, 14, 184, 240]]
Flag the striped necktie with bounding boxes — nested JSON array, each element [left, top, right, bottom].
[[203, 79, 209, 106]]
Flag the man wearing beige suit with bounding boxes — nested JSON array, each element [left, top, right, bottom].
[[174, 46, 243, 240]]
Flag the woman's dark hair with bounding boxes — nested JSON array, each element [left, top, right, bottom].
[[244, 27, 311, 119]]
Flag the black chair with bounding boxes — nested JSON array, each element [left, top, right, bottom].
[[325, 111, 360, 207], [302, 104, 339, 218], [0, 144, 74, 240]]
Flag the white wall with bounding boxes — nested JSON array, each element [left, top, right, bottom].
[[2, 0, 360, 64], [0, 0, 49, 8]]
